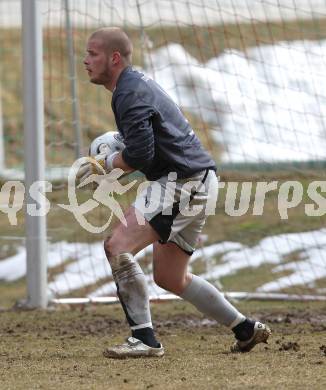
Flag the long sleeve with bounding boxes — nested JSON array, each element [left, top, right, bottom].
[[111, 67, 216, 180], [115, 91, 155, 171]]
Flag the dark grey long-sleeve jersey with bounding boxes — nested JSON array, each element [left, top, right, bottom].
[[111, 67, 216, 181]]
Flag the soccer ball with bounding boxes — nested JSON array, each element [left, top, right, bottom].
[[89, 131, 125, 157]]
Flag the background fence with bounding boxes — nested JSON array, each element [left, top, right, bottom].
[[0, 0, 326, 307]]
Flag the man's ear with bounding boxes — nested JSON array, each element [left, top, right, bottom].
[[112, 51, 121, 65]]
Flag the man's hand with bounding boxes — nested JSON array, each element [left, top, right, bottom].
[[105, 151, 119, 171], [76, 151, 119, 184]]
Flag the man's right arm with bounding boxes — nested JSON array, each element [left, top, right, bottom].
[[115, 90, 156, 172]]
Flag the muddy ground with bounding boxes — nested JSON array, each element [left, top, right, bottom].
[[0, 300, 325, 389]]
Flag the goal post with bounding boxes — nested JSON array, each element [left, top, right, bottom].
[[22, 0, 47, 308], [0, 83, 4, 172]]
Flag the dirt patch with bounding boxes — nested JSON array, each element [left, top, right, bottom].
[[2, 304, 326, 337], [320, 345, 326, 356], [278, 341, 301, 352], [251, 309, 326, 329]]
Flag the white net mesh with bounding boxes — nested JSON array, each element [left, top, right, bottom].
[[0, 0, 325, 303]]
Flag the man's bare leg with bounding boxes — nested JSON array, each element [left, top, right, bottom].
[[105, 206, 159, 257], [103, 206, 163, 357], [153, 242, 271, 351], [153, 242, 245, 326]]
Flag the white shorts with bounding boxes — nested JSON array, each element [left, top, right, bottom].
[[134, 169, 218, 255]]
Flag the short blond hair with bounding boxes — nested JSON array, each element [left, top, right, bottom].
[[90, 27, 133, 64]]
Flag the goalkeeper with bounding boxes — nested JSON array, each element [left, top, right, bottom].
[[81, 27, 271, 358]]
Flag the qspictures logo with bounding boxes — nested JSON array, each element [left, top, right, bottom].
[[0, 158, 326, 233]]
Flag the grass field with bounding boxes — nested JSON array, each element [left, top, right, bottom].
[[0, 300, 326, 389]]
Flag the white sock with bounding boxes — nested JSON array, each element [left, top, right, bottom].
[[180, 274, 245, 327]]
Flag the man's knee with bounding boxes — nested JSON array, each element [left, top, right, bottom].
[[153, 271, 186, 295]]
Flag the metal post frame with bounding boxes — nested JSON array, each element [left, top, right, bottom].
[[22, 0, 47, 308], [0, 84, 5, 171], [64, 0, 82, 158]]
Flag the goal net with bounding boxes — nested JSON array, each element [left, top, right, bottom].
[[0, 0, 326, 306]]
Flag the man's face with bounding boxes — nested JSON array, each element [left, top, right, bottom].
[[83, 38, 112, 85]]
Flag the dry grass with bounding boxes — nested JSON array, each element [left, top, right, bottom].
[[3, 18, 326, 166], [0, 301, 325, 389]]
